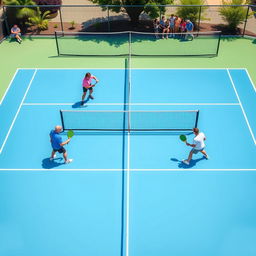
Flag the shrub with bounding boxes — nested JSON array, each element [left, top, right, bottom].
[[4, 0, 37, 31], [219, 0, 249, 32], [26, 7, 51, 31], [34, 0, 62, 14], [70, 20, 75, 29], [176, 0, 208, 26]]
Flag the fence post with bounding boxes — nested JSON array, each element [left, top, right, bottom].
[[2, 5, 10, 35], [59, 6, 64, 32], [242, 5, 250, 37], [107, 6, 110, 32], [197, 5, 202, 32]]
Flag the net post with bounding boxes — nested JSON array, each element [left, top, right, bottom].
[[55, 31, 60, 56], [129, 31, 132, 56], [195, 110, 200, 129], [216, 32, 221, 56], [60, 110, 65, 130], [242, 5, 250, 37]]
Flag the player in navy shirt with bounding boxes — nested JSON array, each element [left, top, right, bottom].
[[49, 126, 73, 164]]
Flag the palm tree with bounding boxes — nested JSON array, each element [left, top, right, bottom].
[[4, 0, 36, 19], [26, 7, 50, 31], [4, 0, 37, 32]]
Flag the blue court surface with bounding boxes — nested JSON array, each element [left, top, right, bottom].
[[0, 68, 256, 256]]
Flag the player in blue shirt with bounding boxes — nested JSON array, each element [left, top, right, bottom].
[[49, 126, 73, 164]]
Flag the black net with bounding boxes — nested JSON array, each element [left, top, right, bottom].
[[55, 31, 129, 56], [55, 30, 221, 56], [60, 110, 199, 131]]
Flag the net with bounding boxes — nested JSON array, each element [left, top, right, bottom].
[[55, 31, 129, 56], [131, 31, 221, 56], [55, 31, 221, 57], [60, 110, 199, 131]]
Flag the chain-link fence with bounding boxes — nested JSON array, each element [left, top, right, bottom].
[[0, 6, 6, 41], [1, 5, 256, 37]]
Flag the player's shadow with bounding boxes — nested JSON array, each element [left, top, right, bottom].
[[41, 157, 65, 169], [72, 98, 90, 108], [170, 156, 205, 169]]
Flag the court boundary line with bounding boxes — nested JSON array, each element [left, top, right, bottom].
[[0, 69, 19, 105], [16, 68, 248, 70], [0, 168, 256, 171], [23, 103, 240, 106], [125, 43, 132, 256], [227, 69, 256, 145], [0, 69, 37, 154], [245, 69, 256, 93]]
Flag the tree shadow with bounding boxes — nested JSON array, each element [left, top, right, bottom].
[[170, 156, 206, 169], [41, 157, 65, 169]]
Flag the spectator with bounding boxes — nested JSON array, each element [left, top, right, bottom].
[[174, 15, 181, 33], [165, 18, 170, 39], [185, 19, 194, 40], [169, 14, 176, 37], [10, 24, 22, 43], [180, 19, 187, 39], [153, 18, 159, 39], [159, 16, 168, 39]]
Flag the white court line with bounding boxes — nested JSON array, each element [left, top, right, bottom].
[[0, 168, 256, 171], [125, 40, 132, 256], [0, 69, 19, 105], [129, 68, 247, 70], [227, 69, 256, 145], [245, 69, 256, 93], [17, 68, 125, 70], [16, 68, 248, 70], [0, 69, 37, 154], [23, 103, 240, 106]]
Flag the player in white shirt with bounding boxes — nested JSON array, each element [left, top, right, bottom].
[[182, 128, 209, 165]]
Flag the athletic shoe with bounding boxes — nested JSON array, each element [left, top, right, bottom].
[[65, 159, 73, 164], [182, 160, 190, 165], [89, 95, 94, 100], [204, 155, 209, 160], [50, 154, 56, 161]]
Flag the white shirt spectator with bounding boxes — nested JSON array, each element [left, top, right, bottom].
[[193, 132, 206, 150]]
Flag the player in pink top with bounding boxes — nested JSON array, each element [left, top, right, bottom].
[[81, 72, 99, 105]]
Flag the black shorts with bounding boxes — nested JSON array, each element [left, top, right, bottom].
[[83, 87, 93, 92], [53, 147, 66, 153]]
